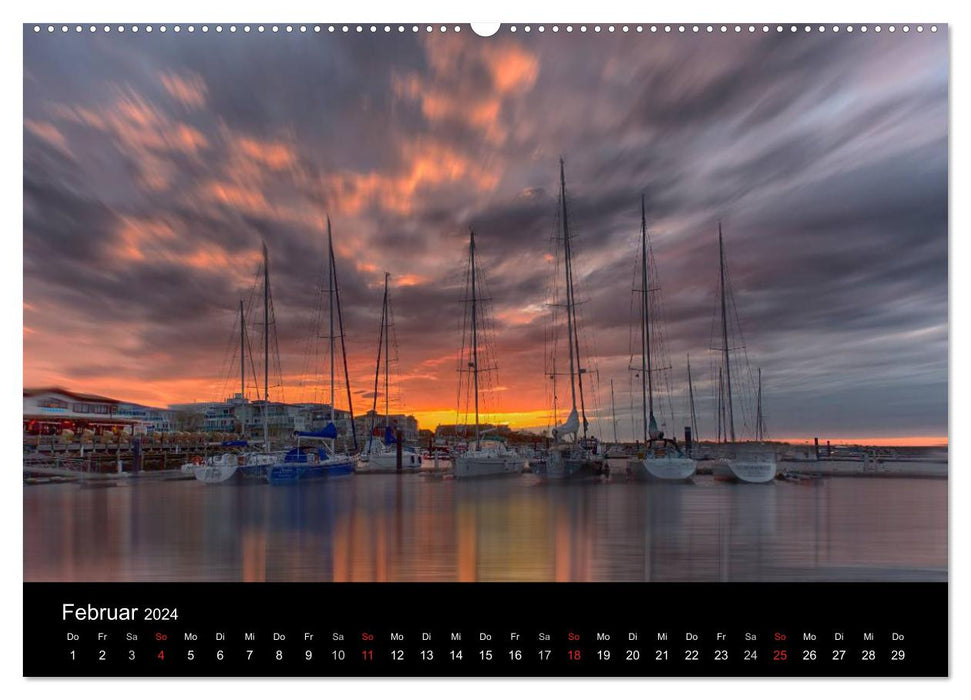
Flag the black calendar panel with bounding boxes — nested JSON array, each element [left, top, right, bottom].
[[24, 582, 946, 677]]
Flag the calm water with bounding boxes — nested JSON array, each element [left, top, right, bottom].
[[24, 466, 947, 582]]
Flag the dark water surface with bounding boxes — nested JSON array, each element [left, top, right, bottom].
[[24, 468, 947, 582]]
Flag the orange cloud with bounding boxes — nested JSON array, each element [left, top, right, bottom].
[[112, 215, 262, 279], [238, 137, 297, 171], [207, 180, 273, 215], [394, 38, 538, 144], [324, 139, 500, 215], [159, 71, 208, 109], [395, 274, 427, 287], [52, 88, 209, 191], [25, 119, 70, 154]]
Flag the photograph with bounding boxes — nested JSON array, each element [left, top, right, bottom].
[[23, 23, 947, 587]]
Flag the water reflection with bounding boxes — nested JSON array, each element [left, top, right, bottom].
[[23, 469, 947, 582]]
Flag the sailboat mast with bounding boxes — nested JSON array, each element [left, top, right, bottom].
[[368, 276, 388, 453], [328, 219, 336, 426], [756, 367, 764, 442], [239, 299, 245, 399], [640, 195, 653, 441], [469, 229, 481, 450], [687, 353, 699, 441], [716, 365, 724, 443], [330, 223, 357, 451], [610, 378, 618, 443], [384, 273, 390, 429], [559, 160, 578, 416], [262, 242, 270, 450], [559, 159, 589, 437], [718, 222, 736, 442]]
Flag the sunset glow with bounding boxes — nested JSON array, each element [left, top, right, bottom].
[[23, 29, 946, 443]]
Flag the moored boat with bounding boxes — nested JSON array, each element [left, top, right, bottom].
[[535, 160, 606, 482], [709, 222, 776, 484], [626, 194, 697, 483], [265, 445, 354, 484], [627, 443, 696, 482], [269, 217, 358, 485], [454, 443, 524, 479], [534, 441, 605, 481], [193, 243, 280, 485], [357, 439, 422, 473], [452, 228, 523, 480], [712, 455, 777, 484], [193, 451, 280, 484], [356, 274, 419, 474]]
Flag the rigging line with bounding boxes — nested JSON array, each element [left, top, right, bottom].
[[367, 274, 388, 453], [330, 221, 357, 451], [456, 232, 472, 428], [297, 257, 325, 403], [269, 283, 287, 405]]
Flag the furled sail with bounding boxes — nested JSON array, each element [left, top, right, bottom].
[[551, 407, 580, 440], [296, 422, 338, 439], [649, 413, 661, 440]]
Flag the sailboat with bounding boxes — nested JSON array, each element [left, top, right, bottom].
[[195, 243, 282, 484], [266, 218, 356, 484], [709, 222, 777, 484], [535, 160, 607, 481], [626, 196, 696, 482], [356, 273, 421, 473], [453, 228, 525, 479]]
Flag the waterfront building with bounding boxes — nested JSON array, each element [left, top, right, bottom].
[[24, 388, 143, 436]]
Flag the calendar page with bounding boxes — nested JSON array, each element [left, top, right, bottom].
[[22, 20, 948, 678]]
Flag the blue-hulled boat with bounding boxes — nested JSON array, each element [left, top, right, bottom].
[[265, 442, 355, 484], [266, 217, 359, 486]]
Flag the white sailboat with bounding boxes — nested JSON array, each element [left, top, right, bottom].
[[535, 160, 607, 481], [195, 243, 282, 484], [626, 195, 696, 482], [710, 222, 777, 484], [356, 273, 421, 473], [453, 228, 525, 479]]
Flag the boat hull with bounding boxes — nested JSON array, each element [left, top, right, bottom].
[[193, 463, 269, 484], [193, 460, 268, 484], [356, 451, 422, 473], [534, 456, 605, 481], [628, 457, 697, 482], [712, 458, 777, 484], [453, 455, 523, 479], [266, 459, 355, 484]]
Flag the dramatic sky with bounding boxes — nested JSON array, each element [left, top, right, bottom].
[[23, 26, 948, 443]]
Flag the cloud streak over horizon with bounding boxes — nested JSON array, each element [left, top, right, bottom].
[[23, 28, 948, 441]]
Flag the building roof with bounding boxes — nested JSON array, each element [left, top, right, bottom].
[[23, 387, 121, 405]]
